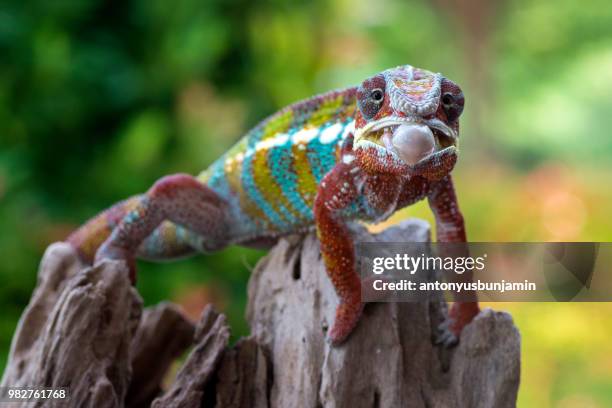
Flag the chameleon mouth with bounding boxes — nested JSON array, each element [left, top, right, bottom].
[[354, 118, 457, 167]]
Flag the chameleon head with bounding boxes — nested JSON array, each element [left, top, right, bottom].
[[352, 65, 464, 179]]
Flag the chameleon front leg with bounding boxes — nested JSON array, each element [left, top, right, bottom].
[[428, 175, 480, 345], [314, 140, 364, 344], [94, 173, 229, 282]]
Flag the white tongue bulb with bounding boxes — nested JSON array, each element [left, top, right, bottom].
[[390, 124, 435, 165]]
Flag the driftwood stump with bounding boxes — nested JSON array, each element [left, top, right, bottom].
[[1, 220, 520, 407]]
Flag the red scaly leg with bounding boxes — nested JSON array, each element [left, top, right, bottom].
[[314, 136, 364, 344], [94, 174, 228, 283]]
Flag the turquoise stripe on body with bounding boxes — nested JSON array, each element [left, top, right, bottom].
[[306, 121, 348, 183], [268, 138, 313, 221], [241, 149, 289, 230], [205, 162, 261, 235]]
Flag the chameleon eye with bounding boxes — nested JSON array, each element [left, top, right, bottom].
[[371, 88, 384, 103], [440, 78, 465, 122], [358, 75, 386, 120], [442, 92, 454, 108]]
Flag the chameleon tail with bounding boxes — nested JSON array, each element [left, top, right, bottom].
[[67, 196, 142, 263]]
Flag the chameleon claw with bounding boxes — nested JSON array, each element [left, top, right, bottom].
[[434, 302, 480, 348], [435, 320, 459, 348], [437, 317, 451, 331]]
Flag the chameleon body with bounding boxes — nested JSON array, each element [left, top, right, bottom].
[[198, 89, 361, 243], [68, 65, 480, 345]]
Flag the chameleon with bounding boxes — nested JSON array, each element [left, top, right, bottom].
[[67, 64, 480, 345]]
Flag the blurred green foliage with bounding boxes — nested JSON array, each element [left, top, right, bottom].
[[1, 0, 611, 405]]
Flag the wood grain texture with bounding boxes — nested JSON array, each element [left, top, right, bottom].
[[128, 303, 195, 407], [246, 219, 520, 408], [1, 243, 142, 407], [1, 220, 520, 407]]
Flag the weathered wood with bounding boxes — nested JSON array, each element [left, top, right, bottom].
[[2, 220, 520, 407], [1, 243, 143, 407], [245, 220, 521, 408], [127, 303, 195, 407], [151, 305, 230, 408], [214, 337, 271, 408]]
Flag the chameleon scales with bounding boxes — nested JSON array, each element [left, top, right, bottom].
[[68, 65, 480, 345]]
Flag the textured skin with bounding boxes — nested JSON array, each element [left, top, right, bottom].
[[68, 65, 479, 345]]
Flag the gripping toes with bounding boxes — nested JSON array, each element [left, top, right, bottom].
[[435, 301, 480, 348], [435, 318, 458, 348]]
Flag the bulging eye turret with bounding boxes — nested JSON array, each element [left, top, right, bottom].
[[357, 75, 386, 120], [440, 78, 464, 122]]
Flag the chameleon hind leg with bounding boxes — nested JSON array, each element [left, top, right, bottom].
[[68, 198, 200, 264], [87, 174, 228, 282], [137, 221, 203, 261]]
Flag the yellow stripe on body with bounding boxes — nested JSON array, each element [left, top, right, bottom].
[[158, 220, 178, 244], [77, 214, 112, 261], [306, 94, 345, 128], [339, 99, 357, 122], [292, 141, 319, 208], [198, 137, 248, 183], [259, 109, 294, 142], [251, 145, 301, 225], [223, 151, 277, 232]]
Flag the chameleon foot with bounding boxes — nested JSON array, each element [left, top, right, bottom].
[[95, 242, 137, 284], [435, 318, 458, 348], [328, 299, 364, 345], [435, 301, 480, 348]]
